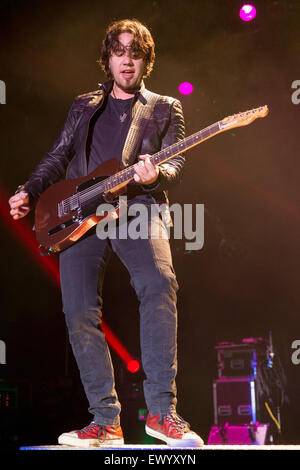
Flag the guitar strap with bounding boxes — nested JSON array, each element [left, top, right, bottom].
[[121, 89, 160, 169]]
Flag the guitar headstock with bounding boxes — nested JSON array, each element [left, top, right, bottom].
[[219, 105, 269, 130]]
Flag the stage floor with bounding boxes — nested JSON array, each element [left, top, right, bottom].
[[19, 444, 300, 451]]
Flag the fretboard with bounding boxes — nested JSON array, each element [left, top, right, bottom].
[[99, 121, 221, 193]]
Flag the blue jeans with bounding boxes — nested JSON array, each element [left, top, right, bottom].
[[59, 202, 179, 426]]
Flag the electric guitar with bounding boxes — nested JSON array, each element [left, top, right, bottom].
[[34, 105, 269, 253]]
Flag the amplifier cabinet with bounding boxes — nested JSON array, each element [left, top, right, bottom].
[[216, 346, 257, 378], [213, 377, 258, 425]]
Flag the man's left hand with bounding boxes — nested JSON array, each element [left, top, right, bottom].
[[134, 155, 159, 185]]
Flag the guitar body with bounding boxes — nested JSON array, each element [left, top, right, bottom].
[[35, 158, 123, 253]]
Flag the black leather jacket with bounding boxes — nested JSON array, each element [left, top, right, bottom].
[[21, 80, 185, 207]]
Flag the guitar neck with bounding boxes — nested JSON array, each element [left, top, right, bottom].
[[83, 104, 269, 195], [101, 121, 221, 193]]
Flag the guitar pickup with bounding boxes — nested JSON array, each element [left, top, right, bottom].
[[58, 201, 68, 217], [70, 194, 80, 211], [58, 195, 80, 217]]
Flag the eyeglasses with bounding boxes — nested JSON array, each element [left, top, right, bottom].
[[111, 42, 145, 60]]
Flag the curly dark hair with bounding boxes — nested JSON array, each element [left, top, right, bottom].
[[98, 19, 155, 79]]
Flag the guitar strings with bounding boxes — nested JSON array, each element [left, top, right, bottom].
[[62, 123, 217, 206], [60, 107, 265, 207]]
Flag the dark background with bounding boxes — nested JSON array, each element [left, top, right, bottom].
[[0, 0, 299, 448]]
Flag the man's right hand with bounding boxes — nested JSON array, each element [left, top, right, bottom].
[[9, 191, 30, 220]]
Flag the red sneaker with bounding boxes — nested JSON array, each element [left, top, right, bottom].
[[146, 413, 204, 448], [58, 422, 124, 448]]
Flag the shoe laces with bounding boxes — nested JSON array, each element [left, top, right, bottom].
[[78, 422, 107, 438], [159, 413, 190, 432]]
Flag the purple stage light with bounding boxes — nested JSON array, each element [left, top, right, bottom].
[[178, 82, 194, 95], [239, 4, 256, 22]]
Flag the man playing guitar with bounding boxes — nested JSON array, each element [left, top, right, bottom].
[[9, 18, 204, 448]]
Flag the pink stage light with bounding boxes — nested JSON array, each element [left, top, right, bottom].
[[178, 82, 194, 95], [239, 4, 257, 22]]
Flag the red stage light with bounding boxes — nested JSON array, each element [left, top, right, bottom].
[[127, 359, 140, 373], [1, 184, 138, 370]]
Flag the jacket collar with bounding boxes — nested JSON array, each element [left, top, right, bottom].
[[98, 80, 147, 105]]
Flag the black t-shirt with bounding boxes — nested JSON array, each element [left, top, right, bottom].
[[87, 95, 134, 173]]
